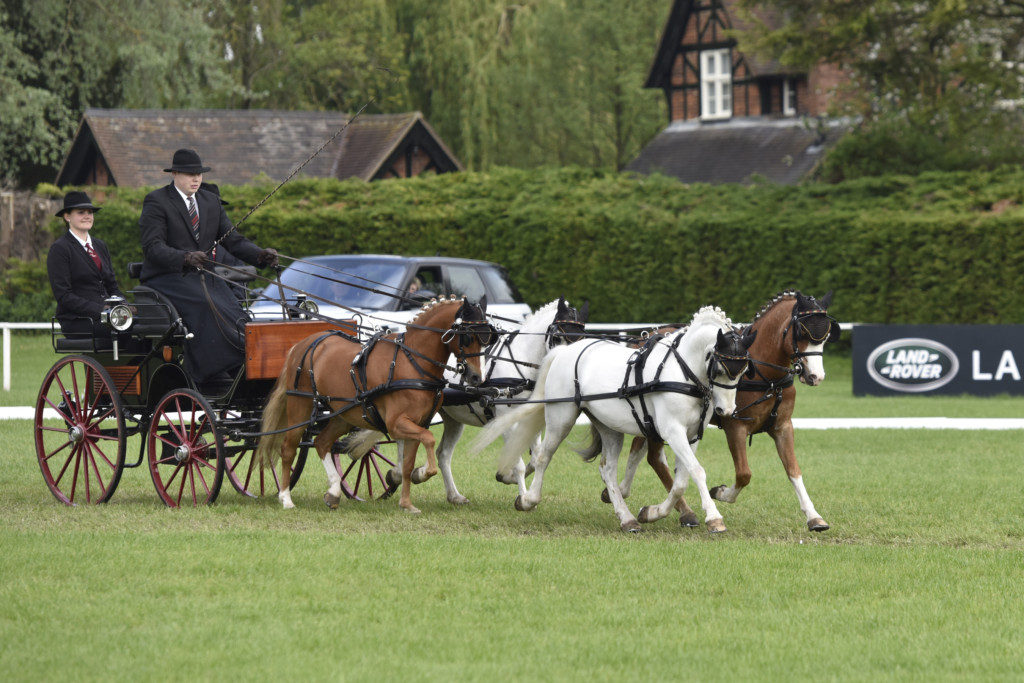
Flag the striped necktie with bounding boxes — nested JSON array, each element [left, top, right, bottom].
[[187, 194, 199, 240], [85, 242, 102, 270]]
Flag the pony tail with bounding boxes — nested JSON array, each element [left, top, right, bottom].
[[575, 424, 602, 462], [256, 373, 289, 468]]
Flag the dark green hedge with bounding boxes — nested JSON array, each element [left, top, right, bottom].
[[5, 166, 1024, 324]]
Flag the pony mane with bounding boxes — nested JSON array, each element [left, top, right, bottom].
[[688, 305, 733, 331], [520, 299, 561, 332], [749, 290, 801, 325], [408, 295, 461, 326]]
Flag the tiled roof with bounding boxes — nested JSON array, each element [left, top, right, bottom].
[[59, 109, 461, 186], [626, 118, 847, 185]]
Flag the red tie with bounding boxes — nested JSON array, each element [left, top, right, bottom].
[[85, 242, 102, 270]]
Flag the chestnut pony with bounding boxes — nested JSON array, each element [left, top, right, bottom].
[[257, 296, 493, 513], [612, 291, 838, 531]]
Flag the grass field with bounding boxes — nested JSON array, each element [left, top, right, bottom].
[[2, 335, 1024, 680]]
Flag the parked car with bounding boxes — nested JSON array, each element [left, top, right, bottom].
[[249, 254, 532, 329]]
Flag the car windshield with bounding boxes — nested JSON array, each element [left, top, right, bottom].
[[259, 258, 407, 310]]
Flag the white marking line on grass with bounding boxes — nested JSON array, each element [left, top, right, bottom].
[[3, 407, 1023, 430], [568, 415, 1024, 430]]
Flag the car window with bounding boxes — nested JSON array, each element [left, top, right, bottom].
[[447, 265, 487, 302], [411, 266, 443, 296], [260, 260, 406, 310], [479, 266, 519, 304]]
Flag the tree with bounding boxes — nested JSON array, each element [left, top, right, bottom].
[[0, 0, 231, 187], [738, 0, 1024, 179]]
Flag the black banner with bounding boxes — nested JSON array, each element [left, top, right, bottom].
[[852, 325, 1024, 396]]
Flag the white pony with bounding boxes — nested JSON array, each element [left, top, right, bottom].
[[339, 297, 587, 504], [472, 306, 755, 533]]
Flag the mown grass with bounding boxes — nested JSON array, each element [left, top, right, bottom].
[[3, 335, 1024, 680]]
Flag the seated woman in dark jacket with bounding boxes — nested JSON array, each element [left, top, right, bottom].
[[46, 191, 124, 337]]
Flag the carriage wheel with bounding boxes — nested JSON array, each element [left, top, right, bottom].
[[147, 389, 224, 507], [34, 355, 126, 505], [225, 442, 307, 497], [333, 439, 399, 502]]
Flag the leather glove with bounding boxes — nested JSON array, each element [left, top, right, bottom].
[[257, 247, 279, 268], [183, 251, 207, 270]]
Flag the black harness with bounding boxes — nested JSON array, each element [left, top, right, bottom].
[[727, 303, 838, 440], [283, 312, 494, 439]]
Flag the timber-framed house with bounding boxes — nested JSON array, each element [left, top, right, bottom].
[[628, 0, 849, 184]]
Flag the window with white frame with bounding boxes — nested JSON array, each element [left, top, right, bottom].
[[783, 78, 797, 116], [700, 49, 732, 120]]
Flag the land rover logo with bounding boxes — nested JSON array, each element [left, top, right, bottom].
[[866, 338, 959, 392]]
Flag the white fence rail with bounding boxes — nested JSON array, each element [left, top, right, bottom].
[[1, 320, 855, 393], [2, 322, 53, 391]]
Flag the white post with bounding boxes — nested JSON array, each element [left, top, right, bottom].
[[3, 326, 10, 392]]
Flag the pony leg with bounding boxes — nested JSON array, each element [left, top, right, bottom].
[[710, 423, 753, 504], [592, 426, 639, 532], [618, 436, 647, 499], [644, 442, 699, 527], [277, 431, 300, 510], [518, 404, 576, 511], [770, 419, 829, 531], [639, 424, 725, 532], [314, 419, 349, 509], [390, 416, 438, 514], [437, 414, 469, 505]]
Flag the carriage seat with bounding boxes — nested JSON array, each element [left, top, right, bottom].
[[128, 286, 184, 337], [54, 335, 113, 353]]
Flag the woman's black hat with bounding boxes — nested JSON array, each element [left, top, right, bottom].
[[55, 191, 101, 217], [163, 148, 212, 174]]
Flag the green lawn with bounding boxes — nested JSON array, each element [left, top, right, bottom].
[[2, 333, 1024, 680]]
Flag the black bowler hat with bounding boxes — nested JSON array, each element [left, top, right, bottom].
[[163, 148, 212, 174], [55, 191, 101, 217]]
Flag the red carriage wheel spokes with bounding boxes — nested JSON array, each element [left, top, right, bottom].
[[334, 440, 397, 502], [34, 355, 127, 505], [147, 389, 225, 507], [225, 442, 287, 498]]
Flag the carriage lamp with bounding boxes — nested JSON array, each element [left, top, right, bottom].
[[294, 294, 319, 319], [101, 303, 134, 332]]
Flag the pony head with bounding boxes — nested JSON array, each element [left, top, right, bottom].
[[790, 291, 837, 386], [707, 325, 756, 417], [443, 295, 495, 386], [545, 296, 589, 347]]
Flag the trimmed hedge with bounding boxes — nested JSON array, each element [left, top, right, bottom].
[[5, 166, 1024, 324]]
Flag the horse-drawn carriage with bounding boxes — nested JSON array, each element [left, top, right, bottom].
[[33, 263, 400, 507]]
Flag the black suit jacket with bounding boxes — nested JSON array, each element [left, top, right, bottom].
[[46, 232, 123, 323], [138, 184, 262, 280]]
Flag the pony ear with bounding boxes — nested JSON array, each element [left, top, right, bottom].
[[716, 328, 726, 346], [742, 327, 757, 349], [556, 297, 568, 317], [478, 294, 488, 312], [579, 300, 590, 322], [820, 290, 834, 309]]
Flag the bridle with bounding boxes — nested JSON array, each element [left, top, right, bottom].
[[441, 308, 499, 376], [779, 303, 839, 375], [545, 316, 587, 348]]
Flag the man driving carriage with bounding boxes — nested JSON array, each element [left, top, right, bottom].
[[138, 149, 279, 386]]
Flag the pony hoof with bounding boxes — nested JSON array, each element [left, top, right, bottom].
[[706, 518, 727, 533], [621, 520, 643, 533], [495, 472, 507, 483], [400, 505, 421, 515], [323, 492, 341, 509], [808, 518, 830, 532], [709, 485, 726, 500], [384, 468, 401, 492], [679, 511, 699, 528], [600, 488, 611, 504], [513, 495, 531, 512], [448, 495, 470, 505], [637, 506, 655, 524]]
